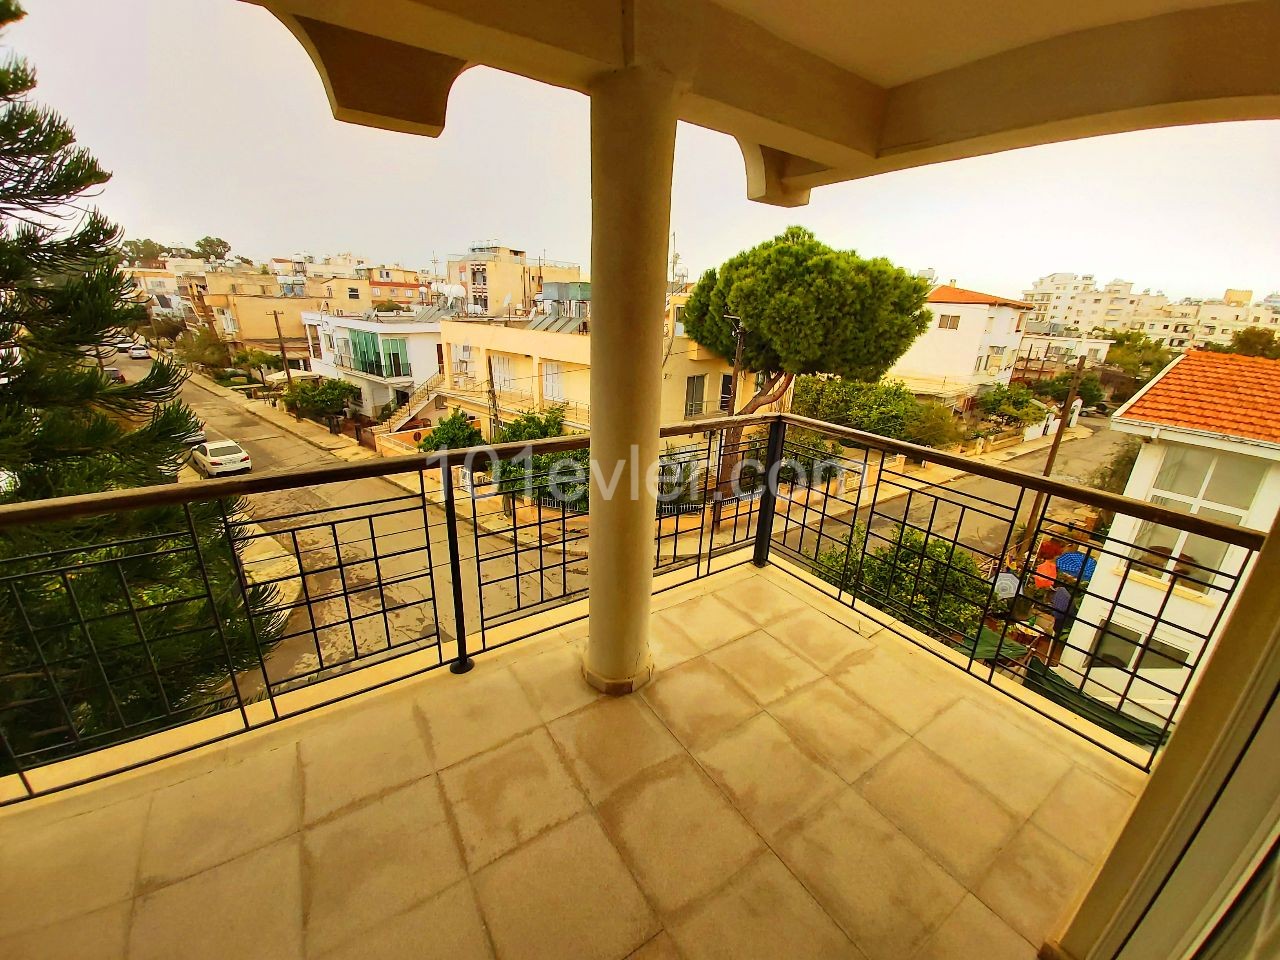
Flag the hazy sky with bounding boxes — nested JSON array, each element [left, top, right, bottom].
[[11, 0, 1280, 300]]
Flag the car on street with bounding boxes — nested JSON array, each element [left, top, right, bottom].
[[187, 421, 207, 444], [105, 367, 126, 384], [189, 440, 252, 476], [127, 344, 150, 359]]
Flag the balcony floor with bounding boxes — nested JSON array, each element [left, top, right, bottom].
[[0, 566, 1144, 960]]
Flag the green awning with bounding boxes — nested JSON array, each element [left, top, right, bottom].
[[954, 627, 1029, 662], [1022, 658, 1169, 748]]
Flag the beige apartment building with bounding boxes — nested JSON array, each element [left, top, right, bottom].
[[446, 243, 583, 317], [364, 264, 427, 308], [194, 270, 374, 366]]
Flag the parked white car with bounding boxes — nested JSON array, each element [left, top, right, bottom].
[[127, 344, 150, 359], [190, 441, 252, 476]]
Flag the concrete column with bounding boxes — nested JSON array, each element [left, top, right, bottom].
[[582, 66, 678, 694]]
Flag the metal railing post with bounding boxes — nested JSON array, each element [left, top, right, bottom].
[[752, 417, 787, 567], [439, 461, 474, 674]]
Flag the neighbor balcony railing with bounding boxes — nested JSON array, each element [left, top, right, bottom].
[[0, 413, 1263, 803]]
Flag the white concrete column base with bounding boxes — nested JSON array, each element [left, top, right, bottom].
[[582, 649, 654, 696]]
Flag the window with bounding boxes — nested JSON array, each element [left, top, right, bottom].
[[326, 286, 333, 298], [1133, 447, 1268, 592], [684, 374, 706, 418], [347, 287, 359, 299], [719, 373, 734, 411], [322, 333, 334, 350], [372, 287, 382, 296], [1090, 623, 1189, 672], [937, 314, 960, 330]]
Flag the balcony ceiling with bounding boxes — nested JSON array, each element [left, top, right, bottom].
[[253, 0, 1279, 205]]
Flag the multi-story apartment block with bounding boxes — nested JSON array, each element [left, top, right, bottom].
[[193, 270, 373, 368], [1022, 273, 1170, 335], [446, 243, 582, 316], [885, 284, 1031, 406], [364, 265, 427, 309], [273, 252, 370, 280]]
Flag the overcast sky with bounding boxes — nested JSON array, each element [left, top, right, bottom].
[[11, 0, 1279, 301]]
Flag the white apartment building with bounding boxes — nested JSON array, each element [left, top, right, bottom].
[[304, 307, 447, 418], [886, 284, 1030, 405], [1059, 351, 1280, 726], [1022, 273, 1169, 334], [1018, 334, 1111, 364], [1137, 295, 1280, 351]]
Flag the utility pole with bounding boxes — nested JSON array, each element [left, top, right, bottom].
[[712, 315, 744, 531], [485, 354, 501, 438], [270, 309, 294, 389], [1019, 355, 1086, 559]]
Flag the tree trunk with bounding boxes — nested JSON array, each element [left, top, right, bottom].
[[712, 372, 793, 530]]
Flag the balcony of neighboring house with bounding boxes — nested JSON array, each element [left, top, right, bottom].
[[331, 352, 414, 383], [0, 413, 1263, 959]]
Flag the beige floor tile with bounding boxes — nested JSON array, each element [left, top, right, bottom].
[[473, 813, 657, 960], [917, 699, 1073, 817], [662, 593, 757, 652], [771, 679, 907, 783], [510, 641, 603, 722], [313, 881, 492, 960], [299, 699, 432, 824], [598, 757, 762, 913], [712, 576, 808, 627], [440, 728, 587, 869], [976, 822, 1091, 946], [832, 648, 961, 734], [857, 741, 1018, 884], [1031, 766, 1135, 864], [0, 795, 148, 938], [641, 657, 759, 751], [669, 852, 859, 960], [628, 932, 683, 959], [418, 666, 541, 769], [303, 778, 465, 954], [139, 742, 300, 887], [777, 790, 964, 960], [766, 607, 875, 672], [0, 902, 130, 960], [548, 695, 683, 803], [696, 713, 842, 839], [650, 609, 704, 671], [130, 837, 303, 960], [914, 895, 1035, 960], [706, 630, 823, 705]]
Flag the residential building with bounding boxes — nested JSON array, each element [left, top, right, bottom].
[[1023, 273, 1172, 335], [1013, 333, 1112, 383], [1060, 352, 1280, 725], [119, 264, 187, 320], [364, 264, 428, 309], [885, 284, 1031, 406], [305, 305, 448, 418], [198, 269, 373, 368], [447, 243, 582, 316], [278, 251, 370, 279]]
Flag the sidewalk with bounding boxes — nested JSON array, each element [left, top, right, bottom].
[[189, 373, 379, 464]]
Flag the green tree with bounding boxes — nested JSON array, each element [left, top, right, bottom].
[[193, 236, 231, 261], [903, 401, 963, 448], [373, 299, 403, 313], [121, 237, 168, 266], [147, 316, 186, 347], [977, 383, 1043, 428], [817, 525, 990, 639], [1036, 372, 1104, 408], [1103, 331, 1171, 380], [281, 377, 360, 418], [174, 327, 231, 370], [492, 407, 590, 510], [684, 228, 930, 417], [1203, 328, 1280, 360], [233, 348, 282, 384], [418, 409, 483, 451], [0, 1, 280, 767]]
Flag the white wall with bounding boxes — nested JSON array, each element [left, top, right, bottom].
[[888, 301, 1024, 391]]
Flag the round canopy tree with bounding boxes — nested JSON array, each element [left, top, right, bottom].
[[683, 226, 932, 416]]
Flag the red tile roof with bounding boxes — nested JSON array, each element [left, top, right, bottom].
[[1118, 351, 1280, 445], [927, 284, 1033, 310]]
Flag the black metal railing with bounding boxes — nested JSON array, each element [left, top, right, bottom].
[[0, 412, 1265, 801]]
